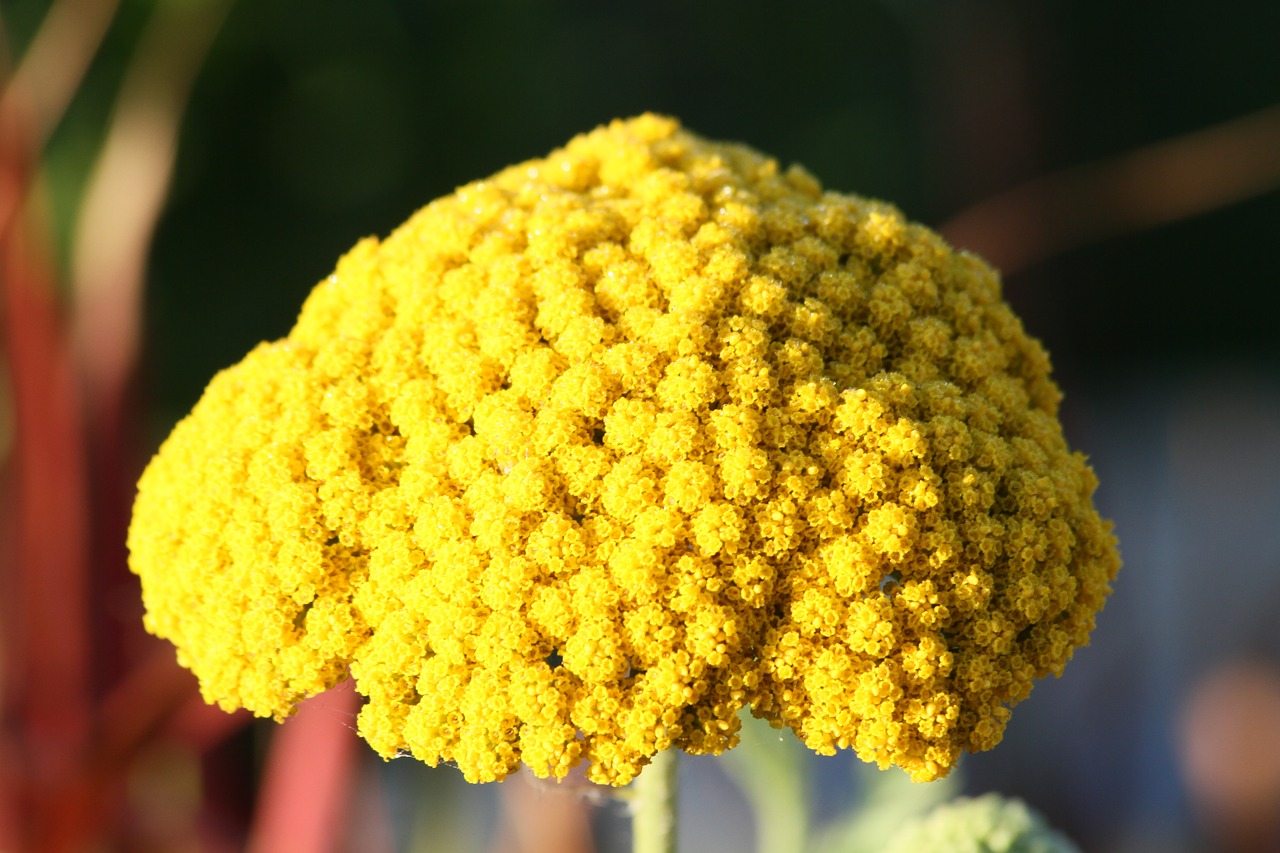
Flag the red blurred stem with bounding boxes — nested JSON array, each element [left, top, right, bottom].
[[38, 652, 251, 852], [0, 1, 237, 848], [0, 4, 107, 846], [37, 649, 199, 851], [0, 136, 92, 853], [247, 682, 362, 853]]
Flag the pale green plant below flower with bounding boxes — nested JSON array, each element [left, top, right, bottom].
[[879, 793, 1081, 853]]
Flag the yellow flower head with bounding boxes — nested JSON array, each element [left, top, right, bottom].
[[129, 115, 1120, 785]]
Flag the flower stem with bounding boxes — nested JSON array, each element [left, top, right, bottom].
[[632, 748, 677, 853]]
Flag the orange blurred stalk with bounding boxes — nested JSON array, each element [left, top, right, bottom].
[[942, 102, 1280, 274]]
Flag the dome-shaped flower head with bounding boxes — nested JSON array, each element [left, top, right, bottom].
[[128, 114, 1120, 785]]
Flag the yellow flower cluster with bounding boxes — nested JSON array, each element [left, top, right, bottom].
[[128, 115, 1119, 785]]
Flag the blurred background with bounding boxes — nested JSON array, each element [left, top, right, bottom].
[[2, 0, 1279, 850]]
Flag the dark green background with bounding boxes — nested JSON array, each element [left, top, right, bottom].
[[10, 0, 1273, 423]]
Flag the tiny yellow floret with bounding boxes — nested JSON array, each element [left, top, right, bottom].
[[128, 114, 1120, 785]]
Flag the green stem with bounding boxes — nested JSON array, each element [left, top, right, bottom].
[[720, 712, 808, 853], [632, 748, 678, 853]]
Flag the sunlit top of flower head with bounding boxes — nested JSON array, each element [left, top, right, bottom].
[[128, 114, 1119, 786]]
